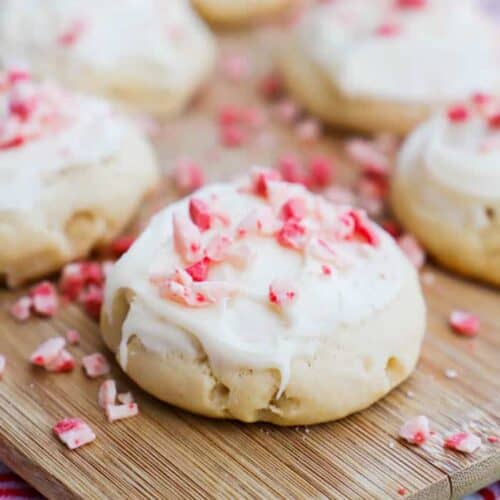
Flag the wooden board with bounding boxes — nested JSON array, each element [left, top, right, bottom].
[[1, 22, 500, 500]]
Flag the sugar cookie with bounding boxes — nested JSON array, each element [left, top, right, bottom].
[[0, 71, 158, 287], [392, 95, 500, 285], [280, 0, 500, 134], [102, 170, 425, 425], [0, 0, 216, 115]]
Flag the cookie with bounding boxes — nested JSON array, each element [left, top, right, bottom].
[[0, 71, 159, 287], [192, 0, 290, 25], [102, 170, 426, 425], [280, 0, 500, 135], [392, 95, 500, 286], [0, 0, 216, 115]]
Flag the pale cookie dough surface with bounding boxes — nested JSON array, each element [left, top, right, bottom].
[[192, 0, 290, 25], [0, 71, 159, 287], [281, 0, 500, 134], [392, 97, 500, 286], [0, 0, 216, 115], [102, 172, 426, 425]]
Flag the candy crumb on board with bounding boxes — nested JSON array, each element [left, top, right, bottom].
[[449, 310, 480, 336], [98, 379, 117, 408], [444, 432, 482, 453], [30, 337, 66, 367], [117, 392, 134, 404], [82, 353, 110, 378], [399, 415, 431, 445], [0, 355, 5, 378], [66, 329, 81, 345], [53, 418, 96, 450], [105, 403, 139, 423]]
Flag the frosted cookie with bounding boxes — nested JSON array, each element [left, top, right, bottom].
[[281, 0, 500, 135], [0, 70, 158, 287], [192, 0, 290, 25], [392, 95, 500, 286], [0, 0, 216, 115], [102, 169, 426, 425]]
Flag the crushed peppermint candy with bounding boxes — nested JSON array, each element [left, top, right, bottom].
[[449, 310, 480, 336], [444, 432, 482, 453], [98, 379, 117, 408], [9, 296, 33, 322], [0, 355, 5, 378], [45, 349, 76, 373], [269, 280, 297, 307], [30, 281, 59, 317], [82, 353, 110, 378], [53, 418, 95, 450], [105, 403, 139, 423], [399, 415, 431, 445], [30, 337, 66, 367], [444, 368, 458, 379]]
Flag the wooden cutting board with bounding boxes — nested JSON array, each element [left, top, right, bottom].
[[0, 22, 499, 500]]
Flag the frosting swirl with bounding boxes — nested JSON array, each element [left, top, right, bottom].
[[105, 172, 405, 396], [295, 0, 500, 103]]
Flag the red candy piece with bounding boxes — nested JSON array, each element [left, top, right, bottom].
[[110, 235, 135, 257], [30, 281, 59, 317], [251, 168, 282, 197], [78, 284, 104, 321], [30, 337, 66, 367], [189, 198, 212, 231], [220, 124, 246, 147], [45, 349, 76, 373], [9, 295, 33, 321], [269, 280, 296, 306], [376, 23, 400, 36], [397, 0, 427, 8], [280, 197, 307, 221], [488, 112, 500, 129], [307, 155, 334, 188], [185, 257, 211, 282], [341, 210, 379, 246], [82, 353, 110, 378], [276, 219, 307, 250], [447, 105, 469, 123], [277, 154, 305, 184], [444, 432, 482, 453], [53, 418, 95, 450], [258, 72, 283, 98], [399, 415, 431, 445], [449, 310, 480, 336], [98, 379, 117, 408]]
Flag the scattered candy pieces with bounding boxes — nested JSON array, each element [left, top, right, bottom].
[[399, 415, 431, 445], [105, 403, 139, 423], [45, 349, 76, 373], [9, 295, 32, 321], [444, 432, 482, 453], [449, 310, 480, 337], [78, 284, 104, 321], [30, 281, 59, 317], [98, 380, 117, 408], [269, 280, 297, 307], [82, 353, 110, 378], [30, 337, 66, 367], [53, 418, 95, 450]]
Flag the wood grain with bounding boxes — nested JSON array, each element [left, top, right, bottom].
[[0, 23, 499, 500]]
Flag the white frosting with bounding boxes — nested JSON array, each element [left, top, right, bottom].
[[0, 0, 215, 93], [296, 0, 500, 103], [105, 181, 405, 396], [0, 76, 124, 212]]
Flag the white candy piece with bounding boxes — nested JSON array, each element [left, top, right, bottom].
[[30, 337, 65, 366], [105, 403, 139, 423], [399, 415, 431, 445], [98, 380, 117, 408]]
